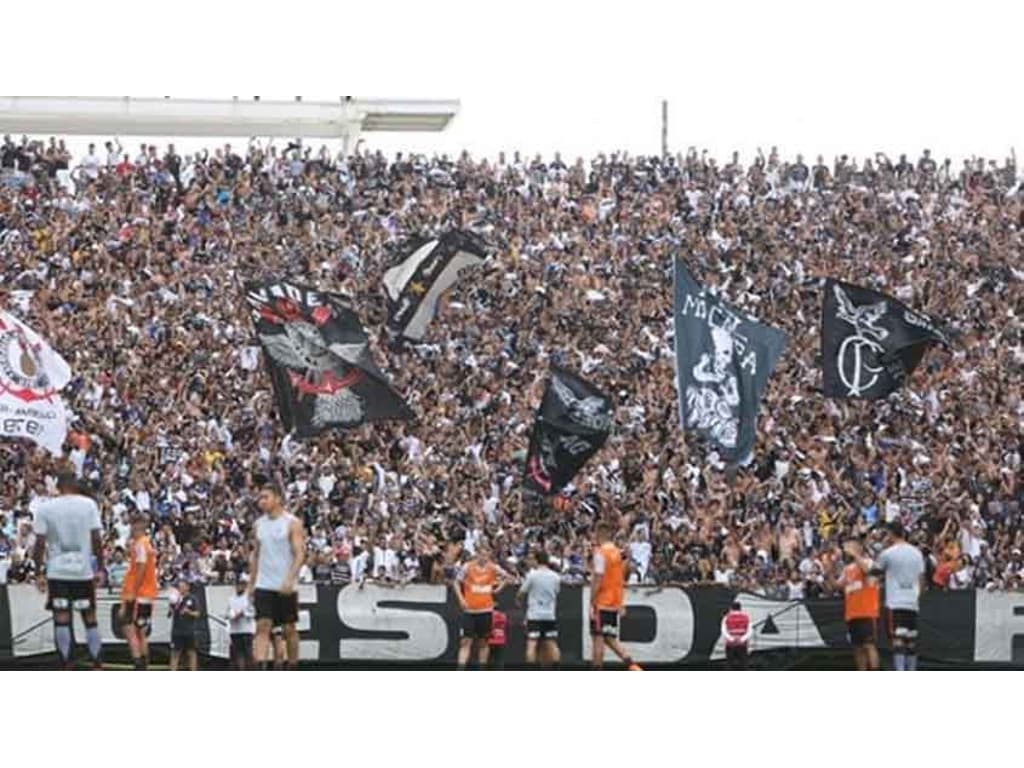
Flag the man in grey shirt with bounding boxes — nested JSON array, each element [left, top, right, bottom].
[[873, 521, 926, 671], [517, 551, 562, 668]]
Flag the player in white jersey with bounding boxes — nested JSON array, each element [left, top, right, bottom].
[[517, 551, 562, 668], [872, 521, 926, 671], [31, 473, 105, 670], [248, 482, 305, 670]]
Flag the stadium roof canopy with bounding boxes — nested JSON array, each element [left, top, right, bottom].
[[0, 96, 460, 153]]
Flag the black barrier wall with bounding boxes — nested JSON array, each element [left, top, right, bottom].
[[2, 584, 1023, 667]]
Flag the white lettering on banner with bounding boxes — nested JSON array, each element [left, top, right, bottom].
[[709, 594, 825, 659], [248, 284, 323, 309], [974, 590, 1024, 663], [682, 294, 708, 320], [203, 585, 318, 660], [680, 292, 757, 375], [7, 585, 172, 657], [337, 583, 450, 661], [581, 587, 695, 664]]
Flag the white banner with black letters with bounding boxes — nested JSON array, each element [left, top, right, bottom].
[[4, 584, 1019, 667]]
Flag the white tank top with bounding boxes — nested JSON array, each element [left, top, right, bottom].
[[255, 513, 297, 591]]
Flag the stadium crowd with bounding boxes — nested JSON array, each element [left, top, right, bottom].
[[0, 133, 1021, 598]]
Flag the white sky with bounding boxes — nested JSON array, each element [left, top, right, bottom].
[[3, 0, 1022, 164]]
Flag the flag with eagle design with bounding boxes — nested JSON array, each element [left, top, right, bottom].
[[246, 281, 412, 436]]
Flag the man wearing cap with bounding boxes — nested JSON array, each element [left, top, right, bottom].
[[872, 521, 926, 671], [226, 575, 255, 670]]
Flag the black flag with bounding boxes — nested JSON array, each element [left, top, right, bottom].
[[383, 230, 487, 341], [674, 259, 787, 464], [246, 280, 412, 436], [523, 367, 612, 496], [821, 279, 948, 400]]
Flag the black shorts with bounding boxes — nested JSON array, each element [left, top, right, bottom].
[[121, 601, 154, 628], [46, 579, 95, 612], [460, 611, 493, 639], [527, 619, 559, 641], [254, 589, 299, 626], [725, 644, 748, 669], [230, 633, 253, 661], [172, 634, 197, 653], [848, 618, 877, 647], [888, 609, 918, 641], [489, 644, 505, 670], [590, 609, 620, 638]]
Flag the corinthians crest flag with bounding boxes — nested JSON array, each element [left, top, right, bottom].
[[821, 279, 949, 400], [523, 367, 612, 496], [383, 230, 487, 341], [674, 259, 787, 464], [0, 310, 72, 456], [246, 280, 413, 436]]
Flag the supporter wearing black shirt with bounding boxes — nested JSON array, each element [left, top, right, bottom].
[[169, 579, 201, 671], [1, 138, 17, 170]]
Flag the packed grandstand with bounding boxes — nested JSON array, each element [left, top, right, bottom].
[[0, 134, 1021, 599]]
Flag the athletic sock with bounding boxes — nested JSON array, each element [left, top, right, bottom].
[[893, 652, 906, 671], [55, 624, 73, 664], [85, 626, 103, 663], [906, 654, 918, 671]]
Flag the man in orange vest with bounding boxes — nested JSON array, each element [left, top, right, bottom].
[[590, 522, 642, 671], [119, 515, 159, 671], [838, 537, 880, 671], [454, 544, 507, 670], [720, 600, 752, 670]]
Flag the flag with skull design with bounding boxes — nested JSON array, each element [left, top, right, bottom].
[[673, 259, 787, 465], [821, 279, 949, 400], [522, 366, 612, 496], [246, 280, 412, 436]]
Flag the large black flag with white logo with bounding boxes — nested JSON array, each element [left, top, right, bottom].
[[821, 279, 948, 400], [523, 367, 612, 496], [383, 230, 487, 341], [246, 280, 412, 437], [674, 259, 787, 464]]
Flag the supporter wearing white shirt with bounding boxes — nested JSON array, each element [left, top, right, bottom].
[[81, 144, 102, 180], [372, 537, 399, 580], [350, 547, 370, 583], [629, 530, 652, 582], [69, 446, 87, 479], [225, 577, 256, 669]]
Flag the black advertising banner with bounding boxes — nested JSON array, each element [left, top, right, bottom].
[[674, 259, 787, 463], [5, 584, 1023, 668], [523, 366, 612, 496], [246, 281, 412, 436], [821, 278, 949, 399]]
